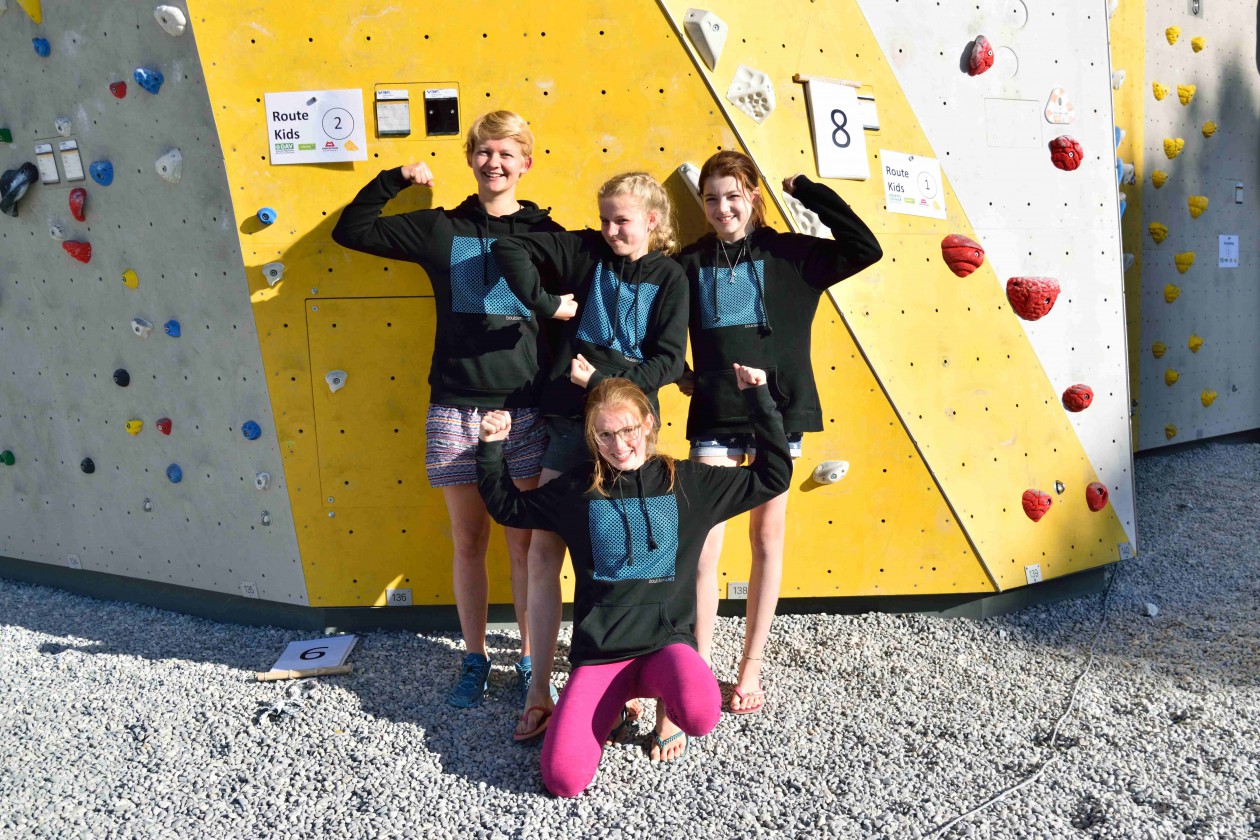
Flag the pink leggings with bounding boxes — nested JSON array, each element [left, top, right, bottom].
[[541, 643, 721, 797]]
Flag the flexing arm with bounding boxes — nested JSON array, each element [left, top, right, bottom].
[[330, 166, 440, 261], [783, 174, 883, 289], [492, 232, 587, 320], [475, 411, 568, 530]]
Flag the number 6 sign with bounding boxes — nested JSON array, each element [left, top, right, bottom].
[[805, 80, 870, 180]]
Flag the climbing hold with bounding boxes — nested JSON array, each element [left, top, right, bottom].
[[1201, 121, 1217, 138], [48, 222, 66, 240], [69, 186, 86, 221], [940, 234, 985, 277], [32, 37, 50, 57], [1177, 84, 1196, 106], [1165, 424, 1178, 440], [1149, 222, 1168, 243], [113, 369, 130, 387], [62, 241, 92, 263], [154, 148, 182, 184], [1152, 81, 1168, 100], [811, 460, 849, 485], [134, 67, 164, 95], [1106, 0, 1119, 18], [130, 317, 154, 339], [1201, 389, 1217, 407], [968, 35, 995, 76], [1117, 161, 1135, 185], [1166, 26, 1180, 44], [1151, 169, 1168, 188], [1114, 126, 1126, 149], [1086, 482, 1109, 512], [1021, 490, 1052, 523], [1044, 87, 1074, 124], [0, 129, 11, 144], [1110, 70, 1126, 90], [1165, 369, 1180, 386], [682, 8, 727, 72], [89, 160, 114, 186], [142, 498, 153, 513], [1164, 284, 1181, 303], [1191, 36, 1206, 52], [1118, 191, 1127, 219], [122, 269, 139, 290], [242, 421, 262, 441], [163, 319, 181, 337], [1054, 481, 1065, 495], [1123, 253, 1135, 271], [1151, 341, 1167, 358], [1163, 138, 1184, 159], [1188, 335, 1203, 353], [153, 4, 188, 36], [0, 450, 14, 467], [54, 116, 72, 137], [255, 472, 272, 491], [81, 458, 96, 474], [0, 163, 39, 217], [325, 370, 348, 393], [726, 64, 775, 124], [1006, 277, 1060, 321], [125, 420, 143, 436], [166, 463, 182, 483], [155, 418, 172, 435], [1188, 196, 1208, 218], [109, 81, 127, 99], [1174, 252, 1195, 274], [262, 262, 285, 286], [1062, 384, 1094, 412], [256, 207, 277, 225], [1049, 136, 1083, 171], [261, 511, 273, 527]]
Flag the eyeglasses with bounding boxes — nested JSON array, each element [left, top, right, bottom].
[[594, 425, 643, 447]]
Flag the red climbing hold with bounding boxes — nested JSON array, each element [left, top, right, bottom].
[[69, 187, 87, 222], [1049, 136, 1084, 171], [1085, 482, 1109, 512], [110, 81, 127, 99], [1061, 384, 1094, 412], [969, 35, 995, 76], [1006, 276, 1060, 321], [1022, 489, 1052, 522], [62, 240, 92, 263], [156, 417, 172, 435], [941, 234, 985, 277]]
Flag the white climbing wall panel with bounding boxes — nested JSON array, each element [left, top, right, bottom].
[[859, 0, 1137, 541], [0, 1, 306, 603]]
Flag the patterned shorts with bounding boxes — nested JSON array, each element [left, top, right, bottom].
[[689, 432, 803, 461], [425, 404, 547, 488]]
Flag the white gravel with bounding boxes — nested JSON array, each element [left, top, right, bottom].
[[1, 441, 1257, 839]]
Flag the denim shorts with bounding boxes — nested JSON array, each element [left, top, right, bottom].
[[689, 432, 803, 460], [540, 416, 592, 474]]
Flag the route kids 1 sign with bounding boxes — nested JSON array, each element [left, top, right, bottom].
[[264, 89, 368, 164], [880, 149, 946, 219]]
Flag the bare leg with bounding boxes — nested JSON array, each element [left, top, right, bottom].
[[505, 476, 539, 658], [516, 467, 567, 738], [443, 484, 493, 657], [731, 490, 789, 711]]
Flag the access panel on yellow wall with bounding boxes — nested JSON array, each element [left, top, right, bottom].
[[306, 297, 442, 510]]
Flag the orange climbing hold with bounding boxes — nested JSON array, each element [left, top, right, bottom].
[[940, 234, 985, 277], [1085, 482, 1109, 512], [1022, 489, 1052, 522]]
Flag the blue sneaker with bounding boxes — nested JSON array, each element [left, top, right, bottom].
[[447, 653, 491, 709], [514, 657, 559, 705]]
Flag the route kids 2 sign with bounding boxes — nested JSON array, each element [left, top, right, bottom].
[[264, 89, 368, 165]]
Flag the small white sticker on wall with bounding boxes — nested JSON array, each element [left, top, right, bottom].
[[1219, 234, 1239, 268]]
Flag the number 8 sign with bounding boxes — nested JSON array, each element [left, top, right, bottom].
[[806, 81, 870, 180]]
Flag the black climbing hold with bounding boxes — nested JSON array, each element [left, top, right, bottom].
[[81, 458, 96, 474], [113, 368, 130, 387], [0, 163, 39, 217]]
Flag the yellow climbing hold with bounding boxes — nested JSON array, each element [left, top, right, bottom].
[[1202, 121, 1217, 138], [122, 269, 140, 290], [13, 0, 42, 25], [1188, 195, 1208, 218], [1152, 169, 1169, 188], [1175, 252, 1196, 274], [1188, 335, 1204, 353], [1164, 138, 1185, 159], [1165, 424, 1178, 440], [1191, 36, 1206, 52], [125, 420, 144, 436], [1149, 222, 1169, 243], [1177, 84, 1196, 105], [1151, 341, 1167, 358], [1201, 390, 1217, 407], [1164, 284, 1181, 303], [1165, 369, 1180, 386], [1152, 82, 1169, 100], [1166, 26, 1180, 44]]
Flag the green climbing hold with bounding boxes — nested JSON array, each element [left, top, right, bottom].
[[0, 129, 12, 144], [0, 450, 14, 466]]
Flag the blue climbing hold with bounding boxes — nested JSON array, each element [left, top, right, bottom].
[[134, 67, 164, 95], [256, 207, 276, 225], [89, 160, 114, 187], [163, 319, 181, 337], [33, 38, 51, 57], [241, 421, 262, 441], [166, 463, 183, 483]]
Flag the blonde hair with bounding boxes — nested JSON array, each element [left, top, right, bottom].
[[698, 150, 767, 230], [464, 110, 535, 158], [584, 378, 676, 497], [597, 171, 679, 255]]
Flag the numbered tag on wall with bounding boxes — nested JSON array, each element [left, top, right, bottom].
[[804, 80, 870, 180]]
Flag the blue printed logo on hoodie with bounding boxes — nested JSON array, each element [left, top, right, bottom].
[[588, 494, 678, 581], [575, 263, 659, 359], [449, 235, 532, 318], [697, 260, 767, 330]]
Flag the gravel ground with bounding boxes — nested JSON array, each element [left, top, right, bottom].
[[1, 440, 1257, 840]]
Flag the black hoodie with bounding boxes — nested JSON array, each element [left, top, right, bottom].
[[331, 167, 563, 408], [476, 385, 791, 666], [674, 176, 882, 438], [491, 230, 688, 420]]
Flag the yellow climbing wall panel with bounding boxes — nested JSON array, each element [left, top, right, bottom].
[[660, 0, 1131, 589]]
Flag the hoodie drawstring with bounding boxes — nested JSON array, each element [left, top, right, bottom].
[[613, 469, 659, 564]]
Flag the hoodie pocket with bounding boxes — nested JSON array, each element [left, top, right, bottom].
[[573, 602, 672, 661], [695, 365, 782, 426]]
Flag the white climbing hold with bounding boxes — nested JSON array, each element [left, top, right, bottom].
[[54, 116, 72, 137], [262, 261, 285, 286], [677, 162, 701, 205], [255, 472, 271, 491], [1124, 252, 1135, 271], [130, 317, 154, 339], [154, 5, 187, 36], [683, 8, 728, 72], [1107, 0, 1119, 19], [155, 148, 183, 184], [325, 370, 348, 393], [1044, 88, 1075, 124], [811, 460, 850, 484], [726, 64, 776, 124], [48, 220, 66, 240], [783, 193, 830, 239], [1111, 69, 1126, 90]]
